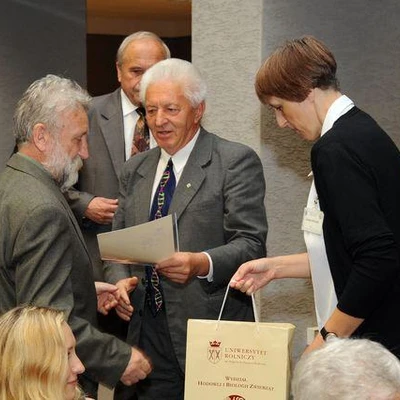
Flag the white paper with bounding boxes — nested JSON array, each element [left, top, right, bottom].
[[97, 214, 177, 264]]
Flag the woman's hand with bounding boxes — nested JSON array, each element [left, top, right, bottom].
[[230, 253, 311, 295], [230, 258, 277, 295]]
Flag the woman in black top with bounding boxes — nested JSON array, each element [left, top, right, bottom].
[[231, 36, 400, 358]]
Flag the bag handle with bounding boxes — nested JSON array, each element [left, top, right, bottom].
[[217, 285, 259, 323]]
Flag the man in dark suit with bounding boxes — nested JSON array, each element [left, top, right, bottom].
[[104, 59, 268, 399], [0, 75, 151, 398], [67, 31, 170, 282]]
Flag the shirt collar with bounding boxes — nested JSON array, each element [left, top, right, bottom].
[[160, 128, 201, 175], [321, 94, 354, 136], [120, 89, 137, 117]]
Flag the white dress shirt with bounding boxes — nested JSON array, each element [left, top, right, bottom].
[[150, 129, 214, 281], [304, 95, 354, 328], [120, 90, 156, 160]]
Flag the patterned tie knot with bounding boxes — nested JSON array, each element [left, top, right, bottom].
[[136, 107, 145, 117], [151, 158, 175, 220], [131, 107, 149, 156]]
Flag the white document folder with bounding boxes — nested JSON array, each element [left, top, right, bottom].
[[97, 214, 178, 264]]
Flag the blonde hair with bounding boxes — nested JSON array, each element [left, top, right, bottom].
[[0, 306, 84, 400]]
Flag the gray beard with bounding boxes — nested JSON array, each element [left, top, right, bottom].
[[59, 156, 82, 192], [43, 142, 83, 192]]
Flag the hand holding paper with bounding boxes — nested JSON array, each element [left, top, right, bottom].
[[156, 252, 210, 284]]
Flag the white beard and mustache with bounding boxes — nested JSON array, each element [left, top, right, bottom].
[[43, 139, 83, 192]]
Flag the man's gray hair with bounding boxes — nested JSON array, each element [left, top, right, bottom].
[[140, 58, 207, 108], [14, 74, 91, 145], [292, 338, 400, 400], [116, 31, 171, 66]]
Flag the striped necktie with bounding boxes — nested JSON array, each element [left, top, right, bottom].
[[146, 158, 176, 315]]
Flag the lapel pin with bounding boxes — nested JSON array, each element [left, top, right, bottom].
[[186, 183, 191, 188]]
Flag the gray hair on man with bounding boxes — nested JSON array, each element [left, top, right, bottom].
[[139, 58, 207, 108], [14, 74, 91, 146], [116, 31, 171, 66], [292, 338, 400, 400]]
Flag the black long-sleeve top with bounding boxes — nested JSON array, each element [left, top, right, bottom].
[[312, 107, 400, 357]]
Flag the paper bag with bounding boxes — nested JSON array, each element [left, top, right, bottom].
[[184, 289, 295, 400]]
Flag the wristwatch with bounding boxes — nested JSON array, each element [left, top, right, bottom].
[[320, 326, 338, 341]]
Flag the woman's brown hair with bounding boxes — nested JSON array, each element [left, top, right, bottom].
[[255, 36, 339, 103]]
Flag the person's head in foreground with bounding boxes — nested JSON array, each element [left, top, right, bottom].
[[255, 35, 341, 141], [292, 338, 400, 400], [0, 305, 86, 400]]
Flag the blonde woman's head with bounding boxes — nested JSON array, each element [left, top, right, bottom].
[[0, 305, 85, 400]]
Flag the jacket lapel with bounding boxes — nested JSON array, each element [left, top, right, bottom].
[[97, 88, 126, 177], [133, 149, 161, 224], [170, 129, 212, 221]]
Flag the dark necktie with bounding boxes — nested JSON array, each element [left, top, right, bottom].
[[146, 158, 176, 315], [131, 107, 149, 157]]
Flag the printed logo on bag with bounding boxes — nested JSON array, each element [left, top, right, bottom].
[[225, 395, 245, 400], [208, 340, 222, 364]]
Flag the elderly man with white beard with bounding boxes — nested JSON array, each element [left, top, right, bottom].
[[0, 75, 151, 399]]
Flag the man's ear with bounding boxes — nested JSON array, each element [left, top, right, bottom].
[[116, 61, 122, 83], [194, 101, 206, 124], [31, 123, 51, 152]]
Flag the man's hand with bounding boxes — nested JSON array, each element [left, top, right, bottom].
[[156, 252, 209, 284], [115, 277, 138, 321], [120, 347, 152, 385], [84, 197, 118, 224], [95, 281, 119, 315]]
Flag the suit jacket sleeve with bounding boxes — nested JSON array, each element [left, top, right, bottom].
[[206, 145, 268, 287], [65, 187, 95, 220], [65, 90, 124, 222], [13, 203, 131, 386]]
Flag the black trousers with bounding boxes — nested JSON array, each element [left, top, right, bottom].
[[114, 302, 184, 400], [97, 309, 129, 341]]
